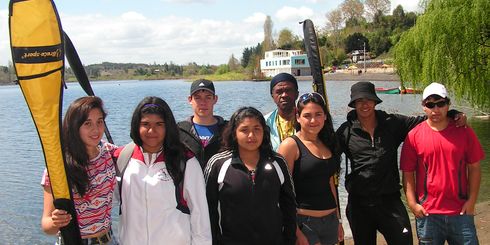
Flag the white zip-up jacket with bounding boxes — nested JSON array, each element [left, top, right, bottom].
[[118, 146, 211, 245]]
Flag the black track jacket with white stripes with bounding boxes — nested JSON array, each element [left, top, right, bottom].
[[204, 150, 296, 245]]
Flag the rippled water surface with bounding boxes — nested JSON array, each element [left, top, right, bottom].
[[0, 80, 487, 244]]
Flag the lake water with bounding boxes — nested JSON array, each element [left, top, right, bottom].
[[0, 79, 488, 244]]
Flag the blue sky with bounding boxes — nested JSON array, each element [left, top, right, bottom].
[[1, 0, 420, 66]]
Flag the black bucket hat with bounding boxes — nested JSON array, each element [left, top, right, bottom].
[[348, 81, 383, 108]]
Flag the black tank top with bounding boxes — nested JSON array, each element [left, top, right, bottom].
[[291, 135, 339, 210]]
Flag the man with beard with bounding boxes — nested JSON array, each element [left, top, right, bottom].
[[264, 73, 299, 151]]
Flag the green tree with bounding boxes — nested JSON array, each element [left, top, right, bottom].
[[241, 47, 252, 68], [368, 29, 392, 56], [345, 32, 369, 54], [392, 5, 405, 27], [183, 62, 200, 76], [277, 28, 302, 50], [215, 64, 230, 75], [394, 0, 490, 111], [198, 65, 213, 75]]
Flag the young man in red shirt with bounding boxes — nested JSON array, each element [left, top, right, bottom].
[[401, 82, 484, 245]]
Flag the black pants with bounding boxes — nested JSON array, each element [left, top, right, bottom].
[[347, 195, 413, 245]]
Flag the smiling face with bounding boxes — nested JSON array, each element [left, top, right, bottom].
[[188, 90, 217, 119], [235, 117, 264, 154], [79, 108, 105, 152], [139, 113, 166, 153], [354, 98, 377, 119], [297, 102, 326, 135], [271, 81, 298, 115]]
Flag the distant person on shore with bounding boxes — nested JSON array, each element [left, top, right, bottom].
[[178, 79, 227, 171], [41, 96, 118, 244], [336, 82, 467, 245], [265, 73, 299, 151], [278, 92, 344, 245], [205, 107, 296, 245], [401, 82, 484, 245], [116, 96, 211, 244]]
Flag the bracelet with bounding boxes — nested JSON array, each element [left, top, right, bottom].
[[338, 219, 343, 223]]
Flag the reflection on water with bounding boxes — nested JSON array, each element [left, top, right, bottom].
[[0, 80, 487, 243]]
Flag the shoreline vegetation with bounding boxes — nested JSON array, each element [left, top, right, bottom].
[[0, 67, 401, 85]]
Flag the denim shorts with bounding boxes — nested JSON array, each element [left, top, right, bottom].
[[416, 214, 479, 245], [297, 212, 339, 245]]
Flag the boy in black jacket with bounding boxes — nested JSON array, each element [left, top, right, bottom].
[[178, 79, 227, 170]]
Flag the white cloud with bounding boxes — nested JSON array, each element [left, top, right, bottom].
[[244, 12, 267, 25], [59, 12, 262, 65], [391, 0, 421, 13], [275, 6, 314, 22], [0, 10, 10, 66]]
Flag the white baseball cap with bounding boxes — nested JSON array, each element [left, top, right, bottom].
[[423, 82, 448, 100]]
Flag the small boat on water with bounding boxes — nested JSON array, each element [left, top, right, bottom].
[[403, 88, 422, 94], [376, 87, 400, 94], [376, 87, 422, 94]]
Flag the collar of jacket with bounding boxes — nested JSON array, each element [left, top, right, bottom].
[[179, 115, 226, 136], [230, 151, 271, 168], [347, 109, 391, 130]]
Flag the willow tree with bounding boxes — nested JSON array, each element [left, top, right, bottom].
[[394, 0, 490, 111]]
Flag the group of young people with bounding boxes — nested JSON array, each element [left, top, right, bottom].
[[40, 73, 484, 245]]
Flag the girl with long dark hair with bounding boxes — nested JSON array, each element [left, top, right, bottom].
[[117, 96, 211, 245], [278, 92, 344, 245], [205, 106, 296, 245], [41, 96, 118, 244]]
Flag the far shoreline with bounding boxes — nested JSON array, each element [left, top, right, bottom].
[[0, 69, 401, 86]]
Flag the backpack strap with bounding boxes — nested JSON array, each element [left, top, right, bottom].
[[116, 142, 136, 177], [115, 142, 136, 215]]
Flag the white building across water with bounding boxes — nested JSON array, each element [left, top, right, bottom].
[[260, 49, 311, 78]]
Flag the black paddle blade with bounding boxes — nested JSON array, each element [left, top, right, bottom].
[[63, 32, 94, 96], [302, 19, 326, 100]]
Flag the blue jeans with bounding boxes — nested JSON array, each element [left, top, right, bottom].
[[416, 214, 479, 245]]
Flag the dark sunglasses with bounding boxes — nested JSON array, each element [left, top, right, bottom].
[[424, 100, 448, 109], [298, 92, 326, 105]]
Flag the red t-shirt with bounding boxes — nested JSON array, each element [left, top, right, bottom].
[[400, 121, 485, 215]]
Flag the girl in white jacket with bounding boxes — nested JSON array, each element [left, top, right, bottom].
[[117, 96, 211, 245]]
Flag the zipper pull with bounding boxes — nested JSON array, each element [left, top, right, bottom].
[[249, 169, 256, 185]]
